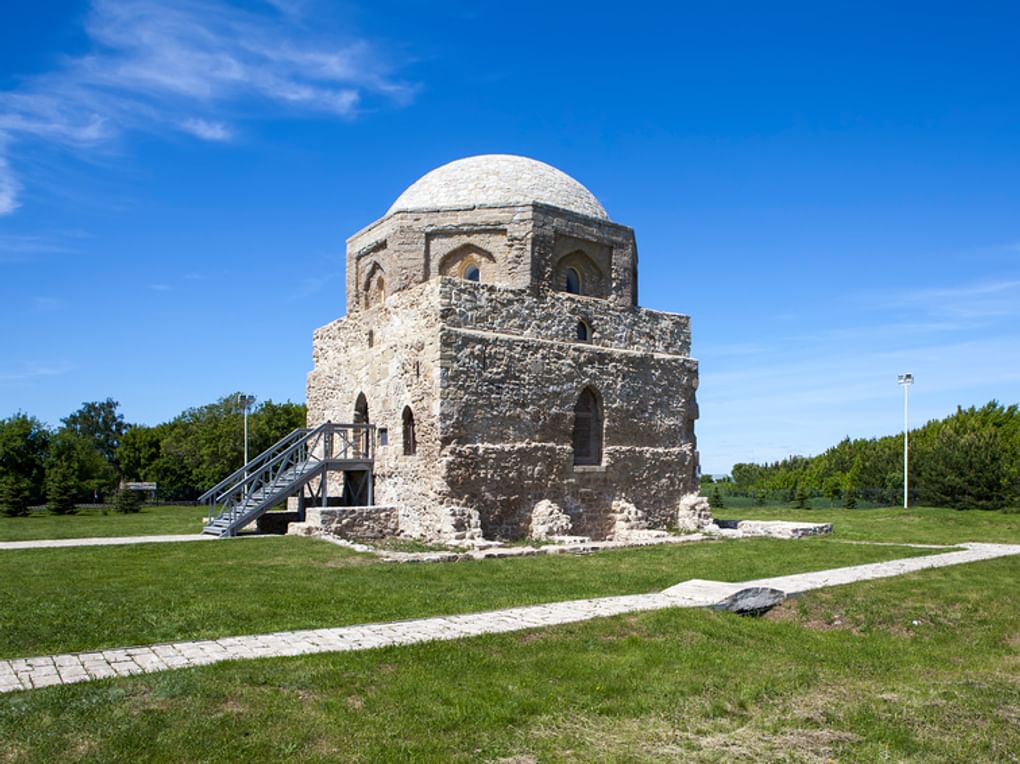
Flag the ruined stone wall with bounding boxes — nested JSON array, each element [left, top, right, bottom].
[[437, 278, 689, 355], [307, 282, 446, 537], [345, 203, 638, 314], [434, 279, 698, 539], [529, 204, 637, 307], [345, 206, 536, 313]]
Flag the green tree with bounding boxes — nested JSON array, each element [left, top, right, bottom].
[[45, 429, 113, 511], [114, 487, 142, 514], [709, 486, 725, 509], [793, 485, 810, 509], [0, 474, 32, 517], [62, 399, 127, 471], [44, 463, 78, 514], [0, 413, 50, 505]]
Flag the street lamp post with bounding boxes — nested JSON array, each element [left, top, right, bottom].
[[238, 393, 256, 491], [897, 374, 913, 510]]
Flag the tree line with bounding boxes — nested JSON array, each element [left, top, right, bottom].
[[725, 400, 1020, 510], [0, 395, 306, 515]]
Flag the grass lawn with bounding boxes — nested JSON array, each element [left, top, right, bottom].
[[0, 535, 936, 659], [1, 551, 1017, 761], [717, 505, 1020, 545], [0, 505, 207, 541], [1, 506, 1017, 762]]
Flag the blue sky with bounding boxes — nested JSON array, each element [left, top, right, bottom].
[[1, 0, 1019, 474]]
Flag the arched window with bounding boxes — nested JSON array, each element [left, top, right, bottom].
[[564, 267, 581, 295], [373, 276, 385, 306], [464, 264, 480, 282], [576, 320, 591, 342], [402, 406, 417, 455], [353, 393, 369, 456], [572, 387, 603, 466]]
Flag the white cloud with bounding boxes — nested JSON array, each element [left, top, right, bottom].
[[0, 146, 21, 216], [0, 0, 415, 214], [0, 361, 74, 385], [180, 118, 232, 141]]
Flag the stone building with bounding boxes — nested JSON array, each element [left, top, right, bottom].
[[305, 154, 700, 542]]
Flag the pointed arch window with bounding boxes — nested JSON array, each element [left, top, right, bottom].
[[572, 387, 603, 465], [402, 406, 417, 455], [576, 320, 591, 342], [353, 393, 369, 456], [564, 267, 581, 295]]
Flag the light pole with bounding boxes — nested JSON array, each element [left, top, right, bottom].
[[897, 374, 913, 510], [238, 393, 256, 489]]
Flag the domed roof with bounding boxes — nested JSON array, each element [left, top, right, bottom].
[[387, 154, 608, 220]]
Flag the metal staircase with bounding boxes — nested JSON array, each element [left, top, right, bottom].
[[199, 421, 374, 537]]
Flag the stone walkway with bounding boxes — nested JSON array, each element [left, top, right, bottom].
[[0, 534, 213, 551], [0, 534, 285, 551], [3, 541, 1018, 694]]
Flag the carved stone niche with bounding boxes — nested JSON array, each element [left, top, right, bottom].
[[552, 234, 612, 298]]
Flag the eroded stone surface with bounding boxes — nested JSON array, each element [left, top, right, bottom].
[[305, 157, 700, 542]]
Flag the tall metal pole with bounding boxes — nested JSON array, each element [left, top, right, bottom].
[[238, 393, 256, 502], [897, 374, 913, 510]]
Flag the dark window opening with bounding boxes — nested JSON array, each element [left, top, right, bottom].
[[402, 406, 417, 456], [464, 265, 480, 282], [576, 320, 591, 341], [572, 387, 603, 465], [367, 330, 374, 348], [354, 393, 369, 456], [564, 267, 581, 295]]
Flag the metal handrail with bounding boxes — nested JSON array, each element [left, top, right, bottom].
[[202, 422, 374, 531], [197, 426, 311, 502]]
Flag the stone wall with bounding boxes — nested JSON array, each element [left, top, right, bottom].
[[307, 282, 446, 537], [435, 287, 698, 537], [345, 203, 638, 315], [311, 204, 697, 542]]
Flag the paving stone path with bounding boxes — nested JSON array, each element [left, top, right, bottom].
[[0, 534, 214, 551], [2, 541, 1018, 694]]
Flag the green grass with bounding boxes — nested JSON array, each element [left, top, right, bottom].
[[1, 552, 1018, 762], [0, 535, 936, 659], [2, 506, 1018, 761], [0, 505, 206, 541], [715, 504, 1020, 545]]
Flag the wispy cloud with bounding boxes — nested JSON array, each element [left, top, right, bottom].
[[32, 297, 65, 312], [866, 278, 1020, 320], [0, 233, 86, 263], [0, 0, 415, 214], [179, 118, 232, 141], [0, 361, 74, 385]]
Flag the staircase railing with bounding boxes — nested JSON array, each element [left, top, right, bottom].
[[202, 421, 374, 535]]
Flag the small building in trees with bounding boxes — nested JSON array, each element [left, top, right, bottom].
[[304, 155, 700, 541]]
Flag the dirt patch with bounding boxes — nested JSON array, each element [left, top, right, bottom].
[[764, 600, 863, 635], [518, 631, 550, 645], [345, 694, 364, 711], [527, 712, 860, 763]]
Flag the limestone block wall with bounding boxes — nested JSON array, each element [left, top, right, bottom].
[[307, 283, 445, 537], [345, 203, 638, 314], [434, 279, 698, 539], [310, 276, 698, 541]]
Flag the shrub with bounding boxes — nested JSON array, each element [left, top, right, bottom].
[[709, 486, 725, 509], [0, 474, 32, 517], [794, 486, 810, 509], [844, 484, 858, 509], [114, 488, 143, 514], [45, 463, 79, 515]]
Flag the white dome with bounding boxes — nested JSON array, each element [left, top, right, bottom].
[[387, 154, 608, 220]]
